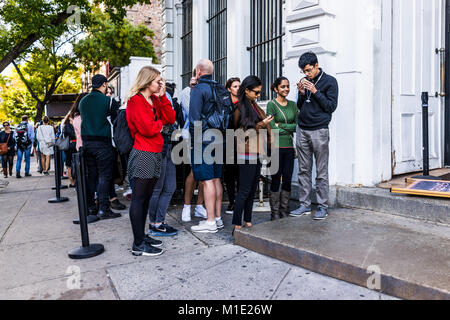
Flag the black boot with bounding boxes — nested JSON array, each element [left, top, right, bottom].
[[269, 191, 281, 221], [9, 165, 13, 177], [279, 190, 291, 219]]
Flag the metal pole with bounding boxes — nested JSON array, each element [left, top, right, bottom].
[[68, 151, 104, 260], [49, 145, 69, 203], [412, 92, 442, 180]]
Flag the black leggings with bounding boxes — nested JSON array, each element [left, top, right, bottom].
[[224, 163, 239, 204], [270, 148, 295, 193], [1, 154, 14, 170], [129, 178, 157, 246], [232, 161, 262, 226]]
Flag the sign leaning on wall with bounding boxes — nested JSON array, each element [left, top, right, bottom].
[[391, 178, 450, 199]]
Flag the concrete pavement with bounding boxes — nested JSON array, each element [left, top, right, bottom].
[[0, 162, 395, 300]]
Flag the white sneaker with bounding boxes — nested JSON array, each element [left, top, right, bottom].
[[194, 205, 207, 219], [123, 188, 132, 199], [182, 205, 192, 222], [191, 221, 218, 233], [216, 218, 224, 229]]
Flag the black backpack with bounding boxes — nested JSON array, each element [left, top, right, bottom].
[[172, 97, 185, 129], [15, 122, 31, 150], [199, 79, 234, 132], [113, 109, 134, 155]]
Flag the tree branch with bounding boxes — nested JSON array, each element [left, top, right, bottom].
[[12, 60, 42, 104]]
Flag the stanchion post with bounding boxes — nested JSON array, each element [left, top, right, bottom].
[[68, 151, 104, 259], [412, 92, 442, 181], [53, 147, 68, 190], [49, 145, 69, 203]]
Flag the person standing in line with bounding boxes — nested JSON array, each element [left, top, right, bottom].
[[0, 121, 16, 178], [179, 72, 208, 222], [61, 109, 77, 187], [34, 123, 43, 174], [189, 59, 225, 233], [147, 79, 179, 237], [232, 76, 274, 235], [267, 77, 298, 220], [290, 52, 339, 221], [79, 74, 121, 220], [105, 86, 127, 211], [14, 115, 34, 178], [72, 93, 88, 153], [35, 116, 55, 176], [126, 66, 176, 257], [224, 77, 241, 215]]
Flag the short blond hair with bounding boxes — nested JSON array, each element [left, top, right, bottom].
[[127, 66, 161, 101]]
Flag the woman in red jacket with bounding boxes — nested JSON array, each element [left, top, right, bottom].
[[126, 66, 176, 257]]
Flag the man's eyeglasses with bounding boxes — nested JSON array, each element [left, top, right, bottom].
[[302, 67, 316, 75]]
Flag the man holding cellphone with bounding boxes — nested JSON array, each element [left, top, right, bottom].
[[290, 52, 339, 220]]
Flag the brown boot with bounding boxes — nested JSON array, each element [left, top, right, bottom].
[[279, 190, 291, 219], [2, 168, 7, 178], [269, 191, 281, 221]]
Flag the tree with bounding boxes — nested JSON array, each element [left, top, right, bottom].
[[73, 8, 158, 72], [0, 61, 82, 123], [0, 0, 152, 73], [12, 38, 80, 122]]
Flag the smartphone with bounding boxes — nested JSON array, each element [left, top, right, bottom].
[[269, 112, 277, 118]]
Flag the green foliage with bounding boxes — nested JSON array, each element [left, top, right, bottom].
[[0, 0, 152, 72], [74, 8, 157, 72], [0, 73, 37, 124]]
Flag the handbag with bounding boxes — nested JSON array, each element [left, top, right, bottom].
[[0, 133, 10, 155], [55, 131, 69, 151]]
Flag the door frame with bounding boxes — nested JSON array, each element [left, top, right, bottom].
[[445, 0, 450, 166]]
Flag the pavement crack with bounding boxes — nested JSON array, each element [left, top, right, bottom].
[[270, 267, 291, 300], [104, 269, 121, 300]]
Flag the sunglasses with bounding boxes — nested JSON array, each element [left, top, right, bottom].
[[250, 89, 262, 95], [3, 124, 9, 127]]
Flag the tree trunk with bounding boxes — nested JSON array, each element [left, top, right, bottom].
[[35, 101, 46, 123]]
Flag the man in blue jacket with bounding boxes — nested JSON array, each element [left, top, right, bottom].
[[290, 52, 339, 221], [189, 59, 224, 233]]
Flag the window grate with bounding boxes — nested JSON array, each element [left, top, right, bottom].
[[248, 0, 283, 101], [208, 0, 227, 86], [181, 0, 193, 88]]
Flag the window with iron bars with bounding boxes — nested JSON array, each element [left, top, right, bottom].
[[181, 0, 193, 88], [208, 0, 227, 86], [248, 0, 284, 101]]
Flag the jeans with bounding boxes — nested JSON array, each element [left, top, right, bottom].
[[16, 147, 32, 175], [148, 145, 177, 224], [83, 140, 114, 212], [232, 160, 262, 226]]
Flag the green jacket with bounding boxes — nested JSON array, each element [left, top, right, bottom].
[[79, 90, 112, 140], [267, 99, 298, 148]]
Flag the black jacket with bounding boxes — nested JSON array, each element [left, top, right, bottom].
[[297, 69, 339, 130]]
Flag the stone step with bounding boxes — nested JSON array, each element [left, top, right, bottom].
[[234, 208, 450, 300], [331, 186, 450, 226]]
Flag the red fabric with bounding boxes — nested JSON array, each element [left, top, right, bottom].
[[126, 93, 176, 153]]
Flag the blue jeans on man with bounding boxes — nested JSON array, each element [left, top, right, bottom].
[[16, 147, 32, 176]]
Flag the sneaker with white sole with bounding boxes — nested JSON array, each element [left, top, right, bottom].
[[216, 218, 224, 229], [182, 205, 192, 222], [194, 205, 207, 219], [131, 242, 164, 257], [191, 221, 218, 233]]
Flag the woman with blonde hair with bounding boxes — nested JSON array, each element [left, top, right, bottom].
[[126, 66, 176, 257], [36, 116, 55, 175]]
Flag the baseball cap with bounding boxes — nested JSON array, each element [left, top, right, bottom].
[[91, 74, 108, 89]]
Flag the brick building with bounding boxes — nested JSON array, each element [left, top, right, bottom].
[[126, 2, 163, 62]]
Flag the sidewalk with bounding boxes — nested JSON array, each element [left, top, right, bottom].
[[0, 162, 395, 300]]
